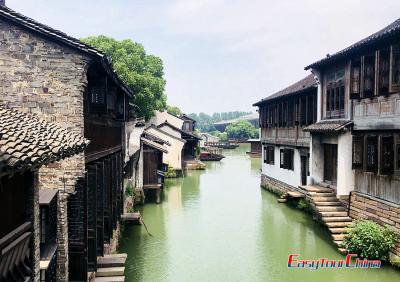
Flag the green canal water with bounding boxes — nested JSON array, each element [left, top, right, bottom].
[[119, 144, 400, 282]]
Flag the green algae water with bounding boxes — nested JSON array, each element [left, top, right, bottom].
[[119, 144, 400, 282]]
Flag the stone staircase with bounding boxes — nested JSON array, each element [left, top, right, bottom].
[[300, 185, 353, 253], [94, 253, 127, 282]]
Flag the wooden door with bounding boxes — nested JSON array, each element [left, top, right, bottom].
[[324, 144, 337, 185]]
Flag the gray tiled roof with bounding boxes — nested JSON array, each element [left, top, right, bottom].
[[0, 106, 89, 173], [253, 74, 317, 106], [303, 119, 353, 133], [305, 18, 400, 70], [0, 5, 133, 97]]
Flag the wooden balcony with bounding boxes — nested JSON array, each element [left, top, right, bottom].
[[261, 127, 310, 147], [0, 222, 33, 281]]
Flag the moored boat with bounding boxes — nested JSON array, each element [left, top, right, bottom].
[[199, 152, 225, 161], [204, 142, 239, 149]]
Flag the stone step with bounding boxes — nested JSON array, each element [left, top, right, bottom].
[[96, 267, 125, 277], [310, 193, 336, 198], [94, 276, 125, 282], [314, 201, 343, 206], [323, 217, 352, 222], [325, 221, 353, 228], [312, 197, 339, 202], [103, 253, 127, 259], [333, 240, 343, 247], [320, 211, 348, 217], [301, 186, 333, 193], [317, 206, 346, 212], [97, 256, 126, 268], [332, 234, 345, 241], [329, 227, 348, 234]]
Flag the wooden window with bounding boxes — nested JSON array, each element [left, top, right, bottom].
[[378, 49, 390, 95], [352, 136, 363, 169], [287, 99, 294, 127], [326, 69, 345, 118], [307, 95, 314, 125], [390, 44, 400, 92], [300, 97, 307, 126], [350, 58, 361, 99], [280, 148, 294, 170], [90, 85, 106, 104], [366, 136, 378, 172], [381, 136, 394, 175], [362, 54, 375, 97], [265, 145, 274, 165]]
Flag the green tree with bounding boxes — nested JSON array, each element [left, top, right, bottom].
[[167, 105, 182, 116], [225, 120, 259, 140], [81, 35, 167, 120]]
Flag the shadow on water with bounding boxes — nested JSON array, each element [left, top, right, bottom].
[[119, 144, 400, 282]]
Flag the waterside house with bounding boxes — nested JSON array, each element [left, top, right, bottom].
[[304, 17, 400, 256], [0, 107, 87, 282], [0, 4, 136, 281], [253, 75, 317, 188], [254, 18, 400, 258]]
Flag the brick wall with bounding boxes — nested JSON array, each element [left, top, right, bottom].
[[0, 19, 90, 281], [350, 191, 400, 256]]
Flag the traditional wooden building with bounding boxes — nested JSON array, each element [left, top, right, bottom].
[[0, 106, 87, 282], [253, 75, 317, 189], [246, 139, 262, 157], [305, 17, 400, 256], [0, 5, 134, 281], [141, 130, 169, 203]]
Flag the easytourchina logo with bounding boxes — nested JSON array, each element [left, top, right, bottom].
[[287, 254, 381, 270]]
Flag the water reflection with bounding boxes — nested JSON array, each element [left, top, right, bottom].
[[119, 144, 400, 282]]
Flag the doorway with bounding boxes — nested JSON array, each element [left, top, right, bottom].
[[323, 144, 337, 185]]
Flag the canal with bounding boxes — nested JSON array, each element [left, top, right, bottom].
[[119, 144, 400, 282]]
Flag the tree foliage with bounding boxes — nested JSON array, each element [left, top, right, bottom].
[[167, 105, 182, 116], [81, 35, 166, 120], [225, 120, 259, 140], [188, 111, 251, 133]]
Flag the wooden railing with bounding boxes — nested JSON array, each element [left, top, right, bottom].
[[0, 222, 32, 281]]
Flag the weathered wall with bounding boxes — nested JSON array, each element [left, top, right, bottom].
[[261, 144, 305, 188], [0, 19, 90, 282], [337, 132, 354, 196], [261, 174, 303, 195], [350, 192, 400, 256]]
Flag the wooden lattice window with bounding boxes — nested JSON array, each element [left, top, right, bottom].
[[352, 136, 364, 169], [378, 49, 390, 95], [381, 136, 394, 175], [326, 69, 345, 119], [390, 44, 400, 92], [362, 54, 376, 97], [350, 58, 361, 99], [90, 85, 105, 104], [366, 136, 378, 172], [280, 148, 294, 170]]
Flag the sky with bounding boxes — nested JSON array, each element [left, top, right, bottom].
[[8, 0, 400, 114]]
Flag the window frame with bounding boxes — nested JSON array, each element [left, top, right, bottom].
[[264, 145, 275, 165], [366, 136, 379, 173], [352, 135, 364, 169], [280, 148, 294, 170], [380, 135, 394, 175], [390, 44, 400, 93]]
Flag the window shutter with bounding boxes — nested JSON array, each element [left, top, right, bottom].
[[390, 44, 400, 92], [350, 59, 361, 99], [280, 149, 284, 168], [381, 136, 394, 175], [366, 136, 378, 172], [352, 136, 364, 169]]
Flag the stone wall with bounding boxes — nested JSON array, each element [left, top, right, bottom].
[[0, 19, 90, 282], [261, 174, 302, 195], [350, 191, 400, 256]]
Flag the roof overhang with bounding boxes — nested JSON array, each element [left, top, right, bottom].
[[303, 120, 353, 133]]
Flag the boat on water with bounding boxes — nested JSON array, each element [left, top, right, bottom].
[[199, 151, 225, 161], [204, 142, 239, 149]]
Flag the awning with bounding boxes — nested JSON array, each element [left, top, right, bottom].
[[39, 189, 58, 205], [303, 120, 353, 133], [141, 137, 168, 153]]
